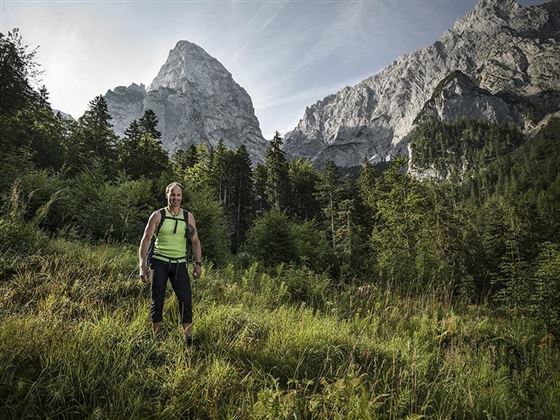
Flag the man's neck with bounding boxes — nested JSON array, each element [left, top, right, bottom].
[[167, 206, 181, 216]]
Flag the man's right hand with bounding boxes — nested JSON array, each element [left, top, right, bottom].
[[139, 263, 149, 282]]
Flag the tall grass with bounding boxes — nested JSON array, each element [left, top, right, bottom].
[[1, 217, 559, 418]]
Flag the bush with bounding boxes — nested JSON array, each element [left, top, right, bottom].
[[532, 243, 560, 333], [184, 188, 230, 265], [0, 217, 50, 255], [291, 219, 333, 273], [246, 210, 295, 267]]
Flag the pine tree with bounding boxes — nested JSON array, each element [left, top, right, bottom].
[[171, 145, 199, 176], [0, 29, 39, 115], [210, 139, 230, 205], [315, 160, 343, 253], [231, 145, 255, 250], [265, 131, 290, 212], [75, 95, 118, 171], [288, 157, 320, 220], [138, 109, 161, 140], [254, 163, 269, 213], [118, 118, 168, 179], [357, 158, 378, 207]]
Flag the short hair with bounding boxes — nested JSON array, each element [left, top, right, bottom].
[[165, 182, 183, 195]]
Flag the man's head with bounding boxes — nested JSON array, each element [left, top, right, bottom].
[[166, 182, 183, 209]]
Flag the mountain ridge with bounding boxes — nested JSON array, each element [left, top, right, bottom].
[[283, 0, 560, 168]]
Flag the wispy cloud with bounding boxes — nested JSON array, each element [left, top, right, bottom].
[[224, 1, 289, 65], [256, 71, 372, 111]]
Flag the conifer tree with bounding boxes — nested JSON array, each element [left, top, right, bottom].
[[315, 160, 343, 252], [211, 139, 231, 205], [288, 158, 320, 220], [75, 95, 118, 171], [118, 118, 168, 179], [138, 109, 161, 141], [231, 145, 254, 250], [0, 29, 38, 115], [357, 158, 377, 208], [265, 131, 290, 211], [254, 163, 269, 213]]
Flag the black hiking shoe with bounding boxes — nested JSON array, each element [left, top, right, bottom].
[[184, 335, 193, 347]]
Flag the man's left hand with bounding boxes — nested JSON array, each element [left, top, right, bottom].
[[193, 264, 201, 279]]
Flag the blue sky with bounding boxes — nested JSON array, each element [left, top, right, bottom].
[[1, 0, 544, 139]]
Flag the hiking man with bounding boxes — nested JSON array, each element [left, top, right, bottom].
[[138, 182, 202, 346]]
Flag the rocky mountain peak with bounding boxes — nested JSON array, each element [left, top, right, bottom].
[[105, 40, 268, 163], [284, 0, 560, 168], [148, 40, 232, 94]]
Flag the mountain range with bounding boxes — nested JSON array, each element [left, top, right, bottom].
[[104, 0, 560, 170], [283, 0, 560, 168]]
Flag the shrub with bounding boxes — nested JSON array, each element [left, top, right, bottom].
[[184, 188, 230, 264], [246, 210, 295, 267]]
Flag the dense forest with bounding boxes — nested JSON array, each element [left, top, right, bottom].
[[1, 29, 559, 417]]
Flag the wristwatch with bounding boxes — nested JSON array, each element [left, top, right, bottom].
[[195, 261, 202, 266]]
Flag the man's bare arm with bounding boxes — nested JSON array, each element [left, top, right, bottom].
[[139, 211, 160, 278], [188, 213, 202, 277]]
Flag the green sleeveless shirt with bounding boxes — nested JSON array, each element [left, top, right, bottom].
[[153, 208, 188, 263]]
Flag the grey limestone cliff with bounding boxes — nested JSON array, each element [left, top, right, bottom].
[[105, 41, 268, 163], [284, 0, 560, 168]]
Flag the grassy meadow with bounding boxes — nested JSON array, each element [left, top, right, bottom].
[[1, 217, 559, 419]]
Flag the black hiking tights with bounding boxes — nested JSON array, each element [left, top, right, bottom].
[[150, 259, 192, 324]]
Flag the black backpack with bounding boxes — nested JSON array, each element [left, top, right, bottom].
[[147, 207, 191, 267]]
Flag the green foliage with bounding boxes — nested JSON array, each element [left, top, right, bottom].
[[182, 143, 213, 191], [1, 230, 559, 418], [0, 217, 50, 255], [118, 115, 170, 180], [265, 132, 290, 212], [184, 188, 231, 265], [291, 219, 333, 273], [138, 109, 161, 140], [254, 163, 269, 213], [0, 148, 35, 198], [71, 95, 118, 175], [493, 242, 560, 333], [493, 240, 533, 311], [410, 118, 525, 182], [532, 243, 560, 332], [246, 211, 333, 273], [231, 145, 255, 250], [0, 28, 39, 115], [246, 210, 295, 267], [314, 161, 343, 253], [288, 158, 320, 220]]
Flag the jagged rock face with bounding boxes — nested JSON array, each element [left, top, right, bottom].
[[284, 0, 560, 167], [104, 83, 146, 135], [105, 41, 268, 163], [416, 71, 529, 126]]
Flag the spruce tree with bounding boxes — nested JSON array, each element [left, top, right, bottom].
[[210, 139, 230, 205], [0, 29, 39, 115], [231, 145, 255, 250], [76, 95, 118, 171], [288, 158, 320, 220], [138, 109, 161, 141], [265, 131, 289, 211], [254, 163, 269, 213], [118, 118, 168, 179], [315, 160, 343, 253]]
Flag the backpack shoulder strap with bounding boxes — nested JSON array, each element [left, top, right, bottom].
[[183, 208, 194, 240], [154, 208, 166, 237]]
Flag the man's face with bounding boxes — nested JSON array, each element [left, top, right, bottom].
[[167, 186, 182, 208]]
